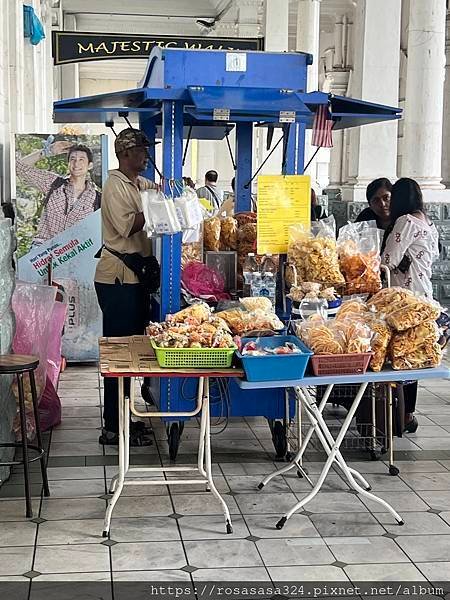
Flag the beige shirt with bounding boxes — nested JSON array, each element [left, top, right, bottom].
[[95, 169, 155, 284]]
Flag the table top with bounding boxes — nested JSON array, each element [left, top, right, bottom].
[[236, 365, 450, 389], [99, 336, 244, 379]]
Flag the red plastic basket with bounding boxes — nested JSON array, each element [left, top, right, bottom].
[[311, 353, 372, 376]]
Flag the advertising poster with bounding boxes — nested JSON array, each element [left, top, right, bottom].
[[14, 133, 107, 361], [257, 175, 311, 255], [18, 212, 102, 362]]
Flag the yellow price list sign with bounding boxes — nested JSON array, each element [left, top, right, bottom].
[[257, 175, 311, 255]]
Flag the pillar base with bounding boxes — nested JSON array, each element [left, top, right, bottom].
[[421, 188, 450, 203]]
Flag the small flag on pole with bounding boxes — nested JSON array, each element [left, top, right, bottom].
[[311, 104, 334, 148]]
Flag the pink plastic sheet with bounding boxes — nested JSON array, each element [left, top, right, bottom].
[[12, 282, 64, 437], [181, 261, 230, 301]]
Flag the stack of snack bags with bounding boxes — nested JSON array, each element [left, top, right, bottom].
[[216, 297, 284, 336], [337, 221, 382, 295], [287, 216, 345, 286], [295, 309, 372, 356], [367, 288, 442, 370], [147, 302, 235, 349]]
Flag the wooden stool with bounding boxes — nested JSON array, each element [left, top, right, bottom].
[[0, 354, 50, 517]]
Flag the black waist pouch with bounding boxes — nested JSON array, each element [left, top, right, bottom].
[[104, 247, 160, 293]]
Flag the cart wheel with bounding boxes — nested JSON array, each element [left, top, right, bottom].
[[369, 450, 379, 461], [226, 520, 233, 534], [389, 465, 400, 476], [168, 423, 181, 461], [272, 421, 287, 458], [380, 446, 387, 455], [141, 382, 153, 406]]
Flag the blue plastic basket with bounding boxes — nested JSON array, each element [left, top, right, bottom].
[[236, 335, 312, 382]]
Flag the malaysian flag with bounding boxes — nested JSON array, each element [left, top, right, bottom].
[[311, 104, 334, 148]]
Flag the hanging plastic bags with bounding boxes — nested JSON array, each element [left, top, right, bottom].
[[141, 189, 182, 237]]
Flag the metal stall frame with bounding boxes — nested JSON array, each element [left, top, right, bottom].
[[53, 47, 402, 459]]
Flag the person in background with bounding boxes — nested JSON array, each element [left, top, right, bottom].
[[95, 128, 157, 446], [355, 177, 392, 230], [311, 189, 326, 221], [196, 169, 223, 215], [381, 178, 440, 434], [183, 176, 196, 190], [16, 141, 101, 244]]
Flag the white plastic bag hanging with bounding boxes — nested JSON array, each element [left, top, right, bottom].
[[175, 187, 204, 230], [141, 189, 182, 236]]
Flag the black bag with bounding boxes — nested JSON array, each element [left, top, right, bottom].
[[104, 247, 160, 293]]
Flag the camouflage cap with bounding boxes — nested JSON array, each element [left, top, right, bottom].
[[114, 128, 151, 155]]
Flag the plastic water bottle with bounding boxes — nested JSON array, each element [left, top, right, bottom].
[[260, 255, 277, 306], [243, 253, 259, 297]]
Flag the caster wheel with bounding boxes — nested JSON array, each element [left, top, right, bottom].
[[168, 423, 181, 461], [141, 382, 153, 405], [369, 450, 379, 461], [276, 517, 287, 530], [257, 483, 264, 490], [366, 486, 372, 492], [389, 465, 400, 476], [226, 521, 233, 534], [102, 531, 108, 538], [272, 421, 287, 458], [397, 520, 404, 526], [380, 446, 387, 455]]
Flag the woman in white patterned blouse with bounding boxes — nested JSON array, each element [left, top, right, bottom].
[[381, 178, 440, 434]]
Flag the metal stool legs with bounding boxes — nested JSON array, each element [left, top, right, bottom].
[[16, 373, 32, 518], [29, 370, 50, 497]]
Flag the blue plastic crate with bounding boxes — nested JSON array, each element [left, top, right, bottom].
[[237, 335, 312, 382]]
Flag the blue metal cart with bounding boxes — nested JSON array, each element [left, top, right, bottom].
[[53, 46, 401, 459]]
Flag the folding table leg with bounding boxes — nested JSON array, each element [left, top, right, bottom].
[[258, 385, 334, 490], [203, 378, 233, 534], [299, 388, 371, 492], [387, 384, 399, 476], [196, 378, 208, 482], [275, 382, 404, 530], [103, 378, 127, 537]]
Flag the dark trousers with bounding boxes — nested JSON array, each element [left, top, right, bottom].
[[95, 281, 148, 432], [403, 381, 418, 414]]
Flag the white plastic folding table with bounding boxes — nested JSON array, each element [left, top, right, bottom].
[[99, 336, 243, 537], [237, 366, 450, 530]]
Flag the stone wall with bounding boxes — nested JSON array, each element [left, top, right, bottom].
[[0, 218, 16, 484]]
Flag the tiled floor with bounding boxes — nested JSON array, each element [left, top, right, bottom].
[[1, 365, 450, 597]]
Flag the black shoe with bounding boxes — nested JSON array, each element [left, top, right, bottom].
[[130, 420, 152, 435], [404, 416, 418, 434], [99, 427, 153, 447]]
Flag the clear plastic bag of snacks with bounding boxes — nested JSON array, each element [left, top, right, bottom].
[[391, 342, 442, 370], [337, 220, 382, 295], [366, 315, 392, 372], [288, 216, 345, 285], [390, 321, 440, 358], [386, 295, 441, 332]]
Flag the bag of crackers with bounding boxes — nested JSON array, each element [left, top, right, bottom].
[[337, 220, 382, 295], [287, 216, 345, 285]]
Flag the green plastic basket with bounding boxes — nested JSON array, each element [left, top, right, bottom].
[[151, 339, 236, 368]]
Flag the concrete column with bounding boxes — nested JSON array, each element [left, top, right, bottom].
[[296, 0, 322, 187], [442, 9, 450, 188], [342, 0, 401, 202], [60, 14, 79, 99], [8, 0, 25, 133], [257, 0, 289, 176], [402, 0, 446, 189]]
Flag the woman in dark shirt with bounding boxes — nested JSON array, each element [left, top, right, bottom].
[[355, 177, 392, 230]]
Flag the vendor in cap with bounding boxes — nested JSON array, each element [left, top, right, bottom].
[[95, 128, 157, 446]]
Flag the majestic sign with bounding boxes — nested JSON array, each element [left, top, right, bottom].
[[52, 31, 264, 65]]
